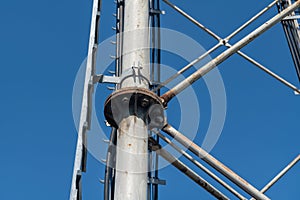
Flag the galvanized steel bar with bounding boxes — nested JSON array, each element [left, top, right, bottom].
[[69, 0, 102, 199], [113, 1, 150, 200], [149, 137, 230, 200], [236, 50, 300, 94], [153, 43, 221, 92], [162, 0, 221, 40], [154, 131, 247, 200], [162, 124, 271, 200], [162, 0, 300, 94], [249, 154, 300, 200], [225, 0, 278, 41], [154, 0, 278, 93], [161, 0, 300, 104], [248, 154, 300, 200], [162, 0, 278, 42]]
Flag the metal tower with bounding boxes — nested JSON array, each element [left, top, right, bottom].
[[70, 0, 300, 199]]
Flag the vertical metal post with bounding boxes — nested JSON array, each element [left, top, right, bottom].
[[69, 0, 101, 199], [114, 0, 150, 200]]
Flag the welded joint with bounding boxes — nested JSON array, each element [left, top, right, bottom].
[[160, 90, 176, 107], [220, 38, 229, 46]]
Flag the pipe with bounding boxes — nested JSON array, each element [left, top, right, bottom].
[[149, 137, 230, 200], [161, 0, 300, 104], [113, 1, 150, 200], [162, 124, 270, 200], [250, 154, 300, 200], [155, 131, 247, 200]]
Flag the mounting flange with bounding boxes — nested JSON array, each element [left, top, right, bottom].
[[104, 87, 165, 129]]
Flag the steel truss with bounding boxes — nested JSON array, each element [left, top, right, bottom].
[[70, 1, 300, 200]]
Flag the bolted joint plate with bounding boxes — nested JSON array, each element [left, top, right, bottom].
[[104, 87, 165, 130]]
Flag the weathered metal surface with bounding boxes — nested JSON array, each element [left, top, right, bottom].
[[104, 87, 165, 129], [113, 1, 150, 200], [162, 124, 271, 200]]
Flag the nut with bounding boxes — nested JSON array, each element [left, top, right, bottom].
[[141, 98, 149, 107]]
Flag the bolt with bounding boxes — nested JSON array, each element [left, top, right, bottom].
[[122, 97, 129, 103], [141, 98, 149, 107]]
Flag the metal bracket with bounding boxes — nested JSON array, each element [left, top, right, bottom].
[[150, 81, 161, 88], [118, 65, 152, 87], [150, 9, 166, 15], [94, 74, 121, 84], [148, 177, 166, 185]]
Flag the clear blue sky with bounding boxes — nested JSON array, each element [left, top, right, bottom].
[[0, 0, 299, 200]]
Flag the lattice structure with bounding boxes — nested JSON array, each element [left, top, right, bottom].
[[70, 1, 300, 200], [278, 0, 300, 81]]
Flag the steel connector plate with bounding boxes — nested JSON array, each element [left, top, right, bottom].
[[104, 87, 165, 129]]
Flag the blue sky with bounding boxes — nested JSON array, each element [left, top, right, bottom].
[[0, 0, 299, 200]]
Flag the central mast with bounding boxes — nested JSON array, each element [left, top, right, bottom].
[[114, 0, 150, 199]]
